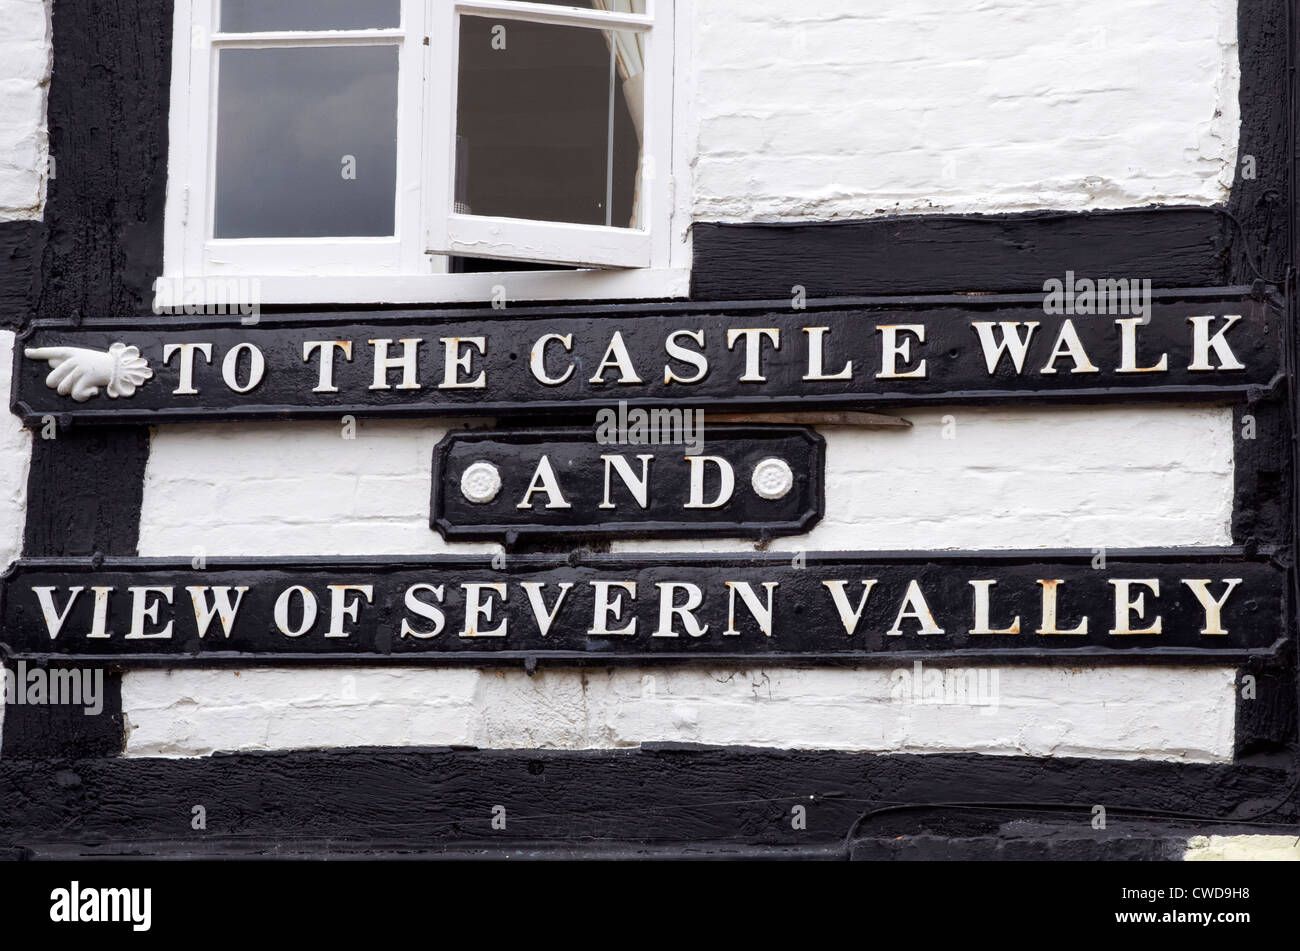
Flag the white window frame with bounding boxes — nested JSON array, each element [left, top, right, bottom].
[[162, 0, 690, 307]]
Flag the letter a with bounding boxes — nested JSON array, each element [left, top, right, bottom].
[[517, 456, 572, 509]]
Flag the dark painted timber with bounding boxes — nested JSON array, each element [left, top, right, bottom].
[[692, 209, 1233, 302], [0, 748, 1294, 859], [1, 426, 147, 760], [0, 0, 168, 763]]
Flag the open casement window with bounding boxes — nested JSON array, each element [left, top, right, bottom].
[[165, 0, 680, 304], [428, 1, 660, 268]]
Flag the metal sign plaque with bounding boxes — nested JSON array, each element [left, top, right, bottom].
[[430, 424, 825, 542], [0, 550, 1281, 666], [10, 289, 1278, 425]]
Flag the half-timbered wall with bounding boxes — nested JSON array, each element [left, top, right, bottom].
[[0, 0, 1294, 859]]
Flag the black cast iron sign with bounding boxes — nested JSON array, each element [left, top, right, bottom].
[[0, 550, 1282, 665], [10, 288, 1279, 425], [430, 425, 824, 542]]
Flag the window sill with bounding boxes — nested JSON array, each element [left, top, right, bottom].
[[155, 267, 691, 308]]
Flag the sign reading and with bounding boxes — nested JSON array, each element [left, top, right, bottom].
[[430, 425, 824, 541]]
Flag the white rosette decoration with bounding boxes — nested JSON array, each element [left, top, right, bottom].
[[25, 342, 154, 402]]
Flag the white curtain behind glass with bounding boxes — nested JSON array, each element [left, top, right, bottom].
[[594, 0, 646, 227]]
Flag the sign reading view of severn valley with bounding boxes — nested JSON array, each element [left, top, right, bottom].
[[2, 552, 1280, 665]]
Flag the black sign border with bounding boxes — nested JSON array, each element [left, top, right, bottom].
[[10, 285, 1283, 427], [429, 424, 826, 542], [0, 547, 1284, 668]]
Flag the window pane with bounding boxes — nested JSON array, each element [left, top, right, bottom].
[[220, 0, 400, 32], [456, 15, 644, 229], [214, 46, 399, 239]]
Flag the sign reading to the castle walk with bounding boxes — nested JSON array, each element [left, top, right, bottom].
[[0, 551, 1280, 666], [11, 289, 1279, 425]]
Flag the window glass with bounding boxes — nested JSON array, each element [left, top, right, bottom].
[[455, 15, 644, 229], [220, 0, 401, 32], [213, 45, 400, 239]]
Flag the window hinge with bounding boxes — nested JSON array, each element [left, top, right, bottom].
[[182, 185, 190, 226]]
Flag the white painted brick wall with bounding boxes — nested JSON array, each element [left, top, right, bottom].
[[615, 405, 1235, 553], [0, 0, 50, 220], [122, 666, 1236, 763], [131, 404, 1238, 759], [0, 0, 47, 740], [0, 0, 1241, 224], [141, 405, 1233, 556], [0, 331, 34, 740], [1185, 835, 1300, 860], [0, 331, 31, 570], [139, 419, 501, 557], [690, 0, 1239, 219]]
